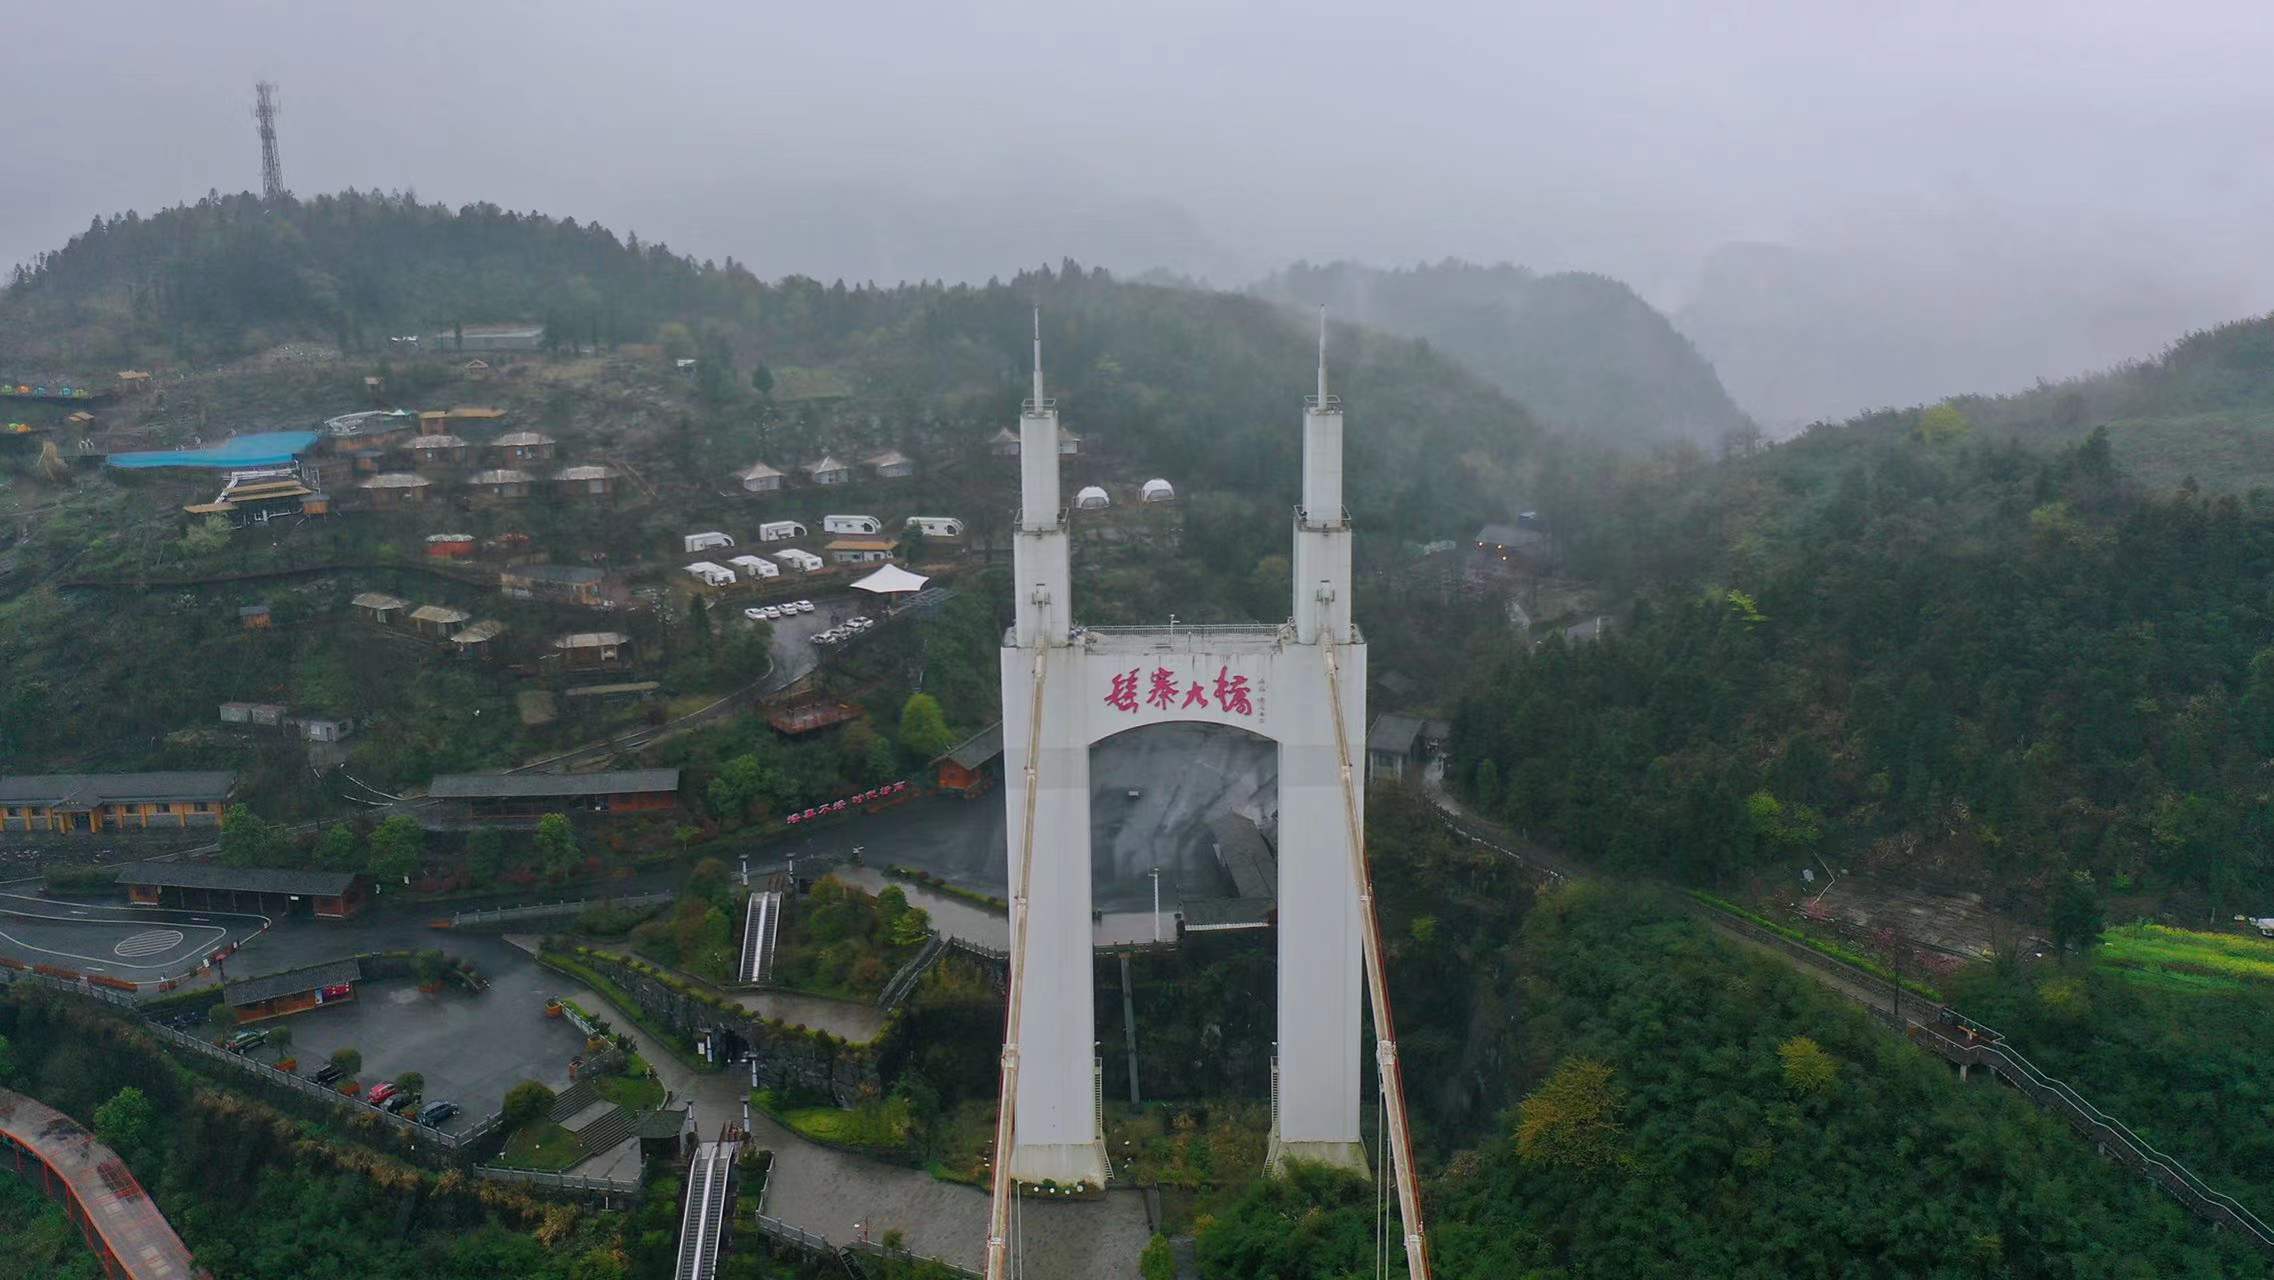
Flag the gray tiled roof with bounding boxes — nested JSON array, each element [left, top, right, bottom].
[[114, 862, 358, 896], [426, 769, 680, 800], [0, 772, 236, 808], [1366, 713, 1427, 756], [225, 958, 364, 1006]]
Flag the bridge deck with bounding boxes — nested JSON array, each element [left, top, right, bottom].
[[0, 1087, 200, 1280]]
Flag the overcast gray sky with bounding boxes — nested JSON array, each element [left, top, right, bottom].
[[9, 1, 2273, 418]]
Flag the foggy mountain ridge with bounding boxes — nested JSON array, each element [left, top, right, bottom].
[[1677, 237, 2261, 433], [1253, 259, 1751, 450]]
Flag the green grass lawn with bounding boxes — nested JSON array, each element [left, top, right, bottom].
[[499, 1123, 585, 1171], [595, 1074, 665, 1109], [757, 1091, 911, 1153], [2098, 922, 2274, 992]]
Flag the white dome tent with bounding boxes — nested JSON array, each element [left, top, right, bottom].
[[1140, 477, 1176, 503], [1073, 485, 1111, 510]]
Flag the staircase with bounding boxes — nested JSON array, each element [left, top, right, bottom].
[[877, 933, 946, 1009], [567, 1103, 637, 1158]]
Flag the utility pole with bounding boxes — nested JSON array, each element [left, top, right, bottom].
[[252, 82, 285, 202], [1149, 866, 1162, 942]]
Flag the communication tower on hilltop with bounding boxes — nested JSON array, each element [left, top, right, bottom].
[[253, 82, 285, 202]]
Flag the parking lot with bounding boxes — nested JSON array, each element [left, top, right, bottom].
[[212, 919, 591, 1132], [0, 882, 269, 982]]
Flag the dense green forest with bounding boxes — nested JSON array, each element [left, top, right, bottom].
[[1197, 871, 2264, 1277], [1254, 259, 1751, 449], [1456, 418, 2274, 917], [1950, 957, 2274, 1217]]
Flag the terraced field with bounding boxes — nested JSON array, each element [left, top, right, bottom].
[[2099, 923, 2274, 993]]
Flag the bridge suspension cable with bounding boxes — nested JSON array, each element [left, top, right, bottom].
[[985, 645, 1050, 1280], [1322, 640, 1433, 1279]]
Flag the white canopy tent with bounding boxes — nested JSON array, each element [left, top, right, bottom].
[[849, 563, 930, 596]]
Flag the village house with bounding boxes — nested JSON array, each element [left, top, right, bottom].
[[445, 406, 508, 427], [490, 430, 557, 463], [224, 958, 364, 1022], [122, 866, 367, 921], [865, 448, 915, 479], [219, 702, 287, 728], [0, 772, 237, 835], [990, 427, 1020, 457], [451, 619, 508, 659], [553, 630, 633, 670], [360, 472, 432, 508], [408, 604, 472, 640], [554, 464, 618, 498], [417, 409, 448, 434], [239, 604, 272, 630], [425, 769, 681, 821], [500, 563, 608, 605], [932, 721, 1004, 797], [1057, 429, 1081, 456], [350, 592, 409, 625], [826, 536, 895, 566], [469, 469, 535, 501], [737, 461, 785, 493], [803, 456, 851, 486], [403, 433, 470, 469]]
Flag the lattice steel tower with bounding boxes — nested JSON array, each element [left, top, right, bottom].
[[253, 82, 285, 202]]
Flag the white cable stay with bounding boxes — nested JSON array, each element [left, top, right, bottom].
[[985, 645, 1050, 1280], [1323, 640, 1433, 1279]]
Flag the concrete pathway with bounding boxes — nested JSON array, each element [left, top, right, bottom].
[[556, 938, 888, 1043], [747, 1110, 1155, 1277], [835, 866, 1170, 951]]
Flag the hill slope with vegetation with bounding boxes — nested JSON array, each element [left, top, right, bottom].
[[1197, 819, 2264, 1277], [0, 192, 1542, 792], [1942, 311, 2274, 491], [1458, 398, 2274, 926], [1254, 259, 1751, 450]]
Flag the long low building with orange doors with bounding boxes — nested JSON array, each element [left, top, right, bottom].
[[0, 772, 237, 835], [115, 863, 369, 919]]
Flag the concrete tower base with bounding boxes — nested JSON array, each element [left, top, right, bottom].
[[1009, 1140, 1111, 1189], [1266, 1136, 1371, 1176]]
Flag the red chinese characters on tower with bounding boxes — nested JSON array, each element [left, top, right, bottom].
[[1103, 668, 1140, 713], [1104, 664, 1257, 717], [1213, 666, 1254, 716]]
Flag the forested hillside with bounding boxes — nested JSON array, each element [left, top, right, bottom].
[[1198, 833, 2262, 1277], [1456, 409, 2274, 922], [1947, 311, 2274, 490], [1254, 259, 1750, 449]]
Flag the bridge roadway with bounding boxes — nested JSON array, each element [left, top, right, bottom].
[[0, 1086, 201, 1280]]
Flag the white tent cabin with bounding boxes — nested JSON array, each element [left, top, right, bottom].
[[684, 561, 737, 587], [728, 554, 780, 580], [772, 548, 825, 574], [1074, 485, 1111, 511], [758, 520, 808, 542], [822, 514, 882, 535], [1141, 477, 1177, 503], [683, 531, 736, 553], [905, 515, 965, 538]]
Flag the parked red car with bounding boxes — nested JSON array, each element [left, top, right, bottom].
[[366, 1082, 400, 1106]]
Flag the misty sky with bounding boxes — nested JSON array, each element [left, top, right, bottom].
[[10, 1, 2274, 419]]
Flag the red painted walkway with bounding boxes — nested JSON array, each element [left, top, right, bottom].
[[0, 1087, 201, 1280]]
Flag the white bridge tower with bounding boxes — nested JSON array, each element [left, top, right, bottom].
[[992, 313, 1366, 1189]]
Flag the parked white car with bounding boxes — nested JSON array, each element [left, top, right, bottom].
[[793, 599, 815, 613], [743, 606, 768, 621]]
